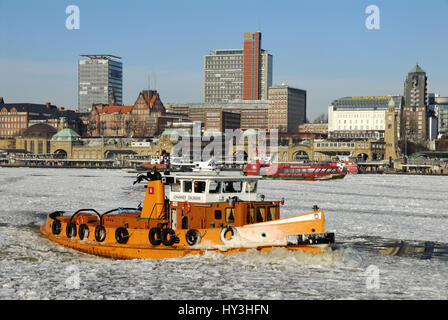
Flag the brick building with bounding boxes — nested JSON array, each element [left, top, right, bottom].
[[167, 100, 270, 131], [0, 98, 85, 138], [191, 109, 241, 132], [268, 85, 307, 133], [87, 90, 186, 137]]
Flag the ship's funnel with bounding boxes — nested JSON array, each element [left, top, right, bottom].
[[140, 181, 165, 220]]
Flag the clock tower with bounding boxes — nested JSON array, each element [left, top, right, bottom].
[[385, 99, 399, 160]]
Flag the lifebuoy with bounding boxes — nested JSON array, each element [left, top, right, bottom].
[[52, 219, 61, 235], [95, 225, 106, 242], [148, 227, 162, 246], [220, 225, 237, 243], [66, 222, 77, 238], [78, 224, 89, 240], [185, 229, 201, 246], [115, 227, 129, 244], [183, 201, 191, 213]]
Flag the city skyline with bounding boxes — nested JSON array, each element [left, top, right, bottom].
[[1, 1, 448, 120]]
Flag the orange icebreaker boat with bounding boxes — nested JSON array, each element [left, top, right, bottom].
[[40, 171, 335, 259]]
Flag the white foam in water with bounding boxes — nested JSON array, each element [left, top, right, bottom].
[[0, 167, 447, 300]]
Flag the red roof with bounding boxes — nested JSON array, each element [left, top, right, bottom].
[[100, 105, 133, 114]]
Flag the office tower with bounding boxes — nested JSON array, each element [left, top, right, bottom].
[[268, 85, 307, 133], [402, 64, 428, 142], [204, 32, 272, 103], [78, 54, 123, 112]]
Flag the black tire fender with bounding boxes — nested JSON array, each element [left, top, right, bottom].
[[148, 227, 162, 246], [78, 224, 89, 240], [161, 228, 176, 246], [115, 227, 129, 244], [66, 222, 77, 238], [185, 229, 201, 246], [52, 219, 62, 235], [94, 225, 106, 242]]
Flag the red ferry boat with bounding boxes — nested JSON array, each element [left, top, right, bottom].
[[338, 160, 359, 174], [244, 160, 346, 180]]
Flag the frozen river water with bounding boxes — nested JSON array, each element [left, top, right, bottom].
[[0, 167, 446, 300]]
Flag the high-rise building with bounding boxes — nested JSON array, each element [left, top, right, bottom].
[[268, 85, 306, 133], [402, 64, 428, 142], [431, 95, 448, 138], [78, 55, 123, 112], [203, 32, 272, 103]]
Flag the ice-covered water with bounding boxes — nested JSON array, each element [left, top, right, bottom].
[[0, 167, 446, 300]]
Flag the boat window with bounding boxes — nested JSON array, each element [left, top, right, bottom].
[[215, 210, 222, 220], [256, 207, 266, 222], [225, 208, 235, 223], [268, 206, 277, 221], [182, 216, 188, 229], [194, 181, 206, 193], [183, 181, 192, 193], [209, 181, 221, 193], [246, 206, 255, 223], [223, 181, 242, 193], [245, 181, 257, 193], [171, 182, 181, 192]]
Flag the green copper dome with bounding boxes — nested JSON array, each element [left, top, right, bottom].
[[388, 99, 396, 107], [50, 128, 81, 142]]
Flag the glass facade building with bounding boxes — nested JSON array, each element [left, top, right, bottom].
[[78, 55, 123, 112]]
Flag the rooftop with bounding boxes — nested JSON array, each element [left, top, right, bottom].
[[409, 64, 425, 74], [80, 54, 122, 60], [100, 105, 133, 114], [0, 102, 80, 120], [21, 123, 57, 138], [331, 95, 403, 110], [51, 128, 81, 142]]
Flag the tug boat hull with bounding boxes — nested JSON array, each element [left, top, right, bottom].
[[40, 172, 335, 260], [41, 224, 328, 259]]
